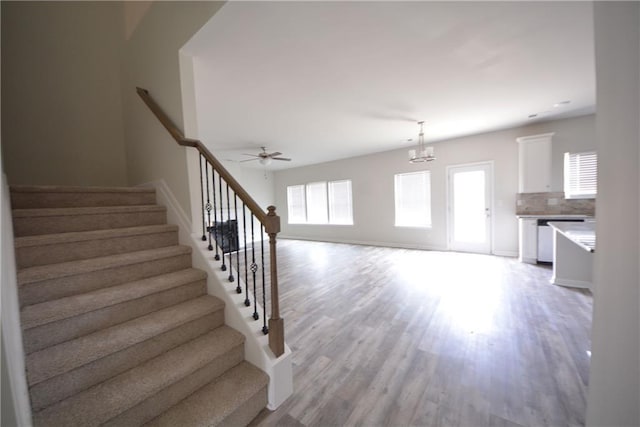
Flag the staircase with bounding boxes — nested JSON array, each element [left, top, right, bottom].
[[10, 185, 268, 427]]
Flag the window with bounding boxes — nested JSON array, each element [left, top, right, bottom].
[[286, 180, 353, 225], [306, 182, 329, 224], [564, 151, 597, 199], [395, 171, 431, 227], [328, 180, 353, 225], [287, 185, 306, 224]]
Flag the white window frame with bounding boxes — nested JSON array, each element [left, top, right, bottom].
[[394, 171, 432, 228], [286, 180, 354, 225], [564, 151, 597, 199]]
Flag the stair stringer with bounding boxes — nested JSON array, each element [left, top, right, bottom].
[[140, 179, 293, 410]]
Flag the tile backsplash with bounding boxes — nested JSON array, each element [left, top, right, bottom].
[[516, 192, 595, 216]]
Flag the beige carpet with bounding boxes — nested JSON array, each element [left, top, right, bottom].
[[11, 185, 268, 427]]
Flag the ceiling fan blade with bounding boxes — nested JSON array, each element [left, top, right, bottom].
[[272, 157, 291, 161], [267, 151, 282, 157], [240, 158, 259, 163], [242, 153, 261, 158]]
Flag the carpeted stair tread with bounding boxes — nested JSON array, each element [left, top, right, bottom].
[[15, 224, 179, 268], [22, 277, 207, 354], [145, 361, 269, 427], [10, 185, 156, 194], [19, 247, 193, 307], [12, 205, 167, 237], [21, 268, 207, 330], [32, 326, 245, 427], [13, 204, 165, 218], [10, 185, 157, 209], [18, 245, 191, 286], [26, 295, 224, 386], [29, 314, 222, 412], [101, 343, 245, 427], [15, 224, 177, 248]]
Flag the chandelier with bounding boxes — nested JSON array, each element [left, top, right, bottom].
[[408, 121, 435, 163]]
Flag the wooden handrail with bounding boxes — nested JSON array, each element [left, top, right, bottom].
[[136, 87, 268, 225], [137, 87, 284, 357]]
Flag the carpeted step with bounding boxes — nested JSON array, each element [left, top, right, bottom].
[[15, 224, 179, 268], [145, 361, 269, 427], [22, 268, 208, 353], [29, 311, 220, 412], [12, 184, 269, 426], [10, 185, 157, 209], [12, 205, 166, 237], [18, 245, 193, 306], [26, 295, 224, 387], [32, 326, 245, 427]]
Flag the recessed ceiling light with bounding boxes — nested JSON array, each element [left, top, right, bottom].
[[553, 100, 571, 107]]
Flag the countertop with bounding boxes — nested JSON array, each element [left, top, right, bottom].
[[548, 221, 596, 252]]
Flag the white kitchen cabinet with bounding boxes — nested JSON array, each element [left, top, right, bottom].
[[519, 218, 538, 264], [517, 132, 554, 193]]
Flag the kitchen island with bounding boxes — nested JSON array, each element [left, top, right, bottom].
[[548, 221, 596, 290]]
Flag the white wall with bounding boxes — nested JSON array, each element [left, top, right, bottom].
[[219, 161, 275, 210], [1, 1, 128, 186], [587, 3, 639, 426], [274, 114, 595, 254], [121, 1, 225, 220], [183, 48, 276, 233]]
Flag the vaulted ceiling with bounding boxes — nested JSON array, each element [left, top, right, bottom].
[[183, 1, 595, 169]]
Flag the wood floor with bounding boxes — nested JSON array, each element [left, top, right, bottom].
[[249, 240, 592, 427]]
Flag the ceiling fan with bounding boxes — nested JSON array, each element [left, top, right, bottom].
[[241, 147, 291, 165]]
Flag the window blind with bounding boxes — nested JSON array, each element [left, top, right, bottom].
[[287, 185, 307, 223], [328, 180, 353, 225], [306, 182, 329, 224], [564, 151, 597, 199], [394, 171, 432, 227]]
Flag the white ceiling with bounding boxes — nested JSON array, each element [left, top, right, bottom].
[[183, 1, 595, 170]]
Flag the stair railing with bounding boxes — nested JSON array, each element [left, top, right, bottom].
[[136, 87, 285, 357]]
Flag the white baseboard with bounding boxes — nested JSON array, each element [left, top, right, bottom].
[[279, 235, 522, 258], [280, 235, 522, 262], [278, 234, 448, 252], [141, 180, 293, 410], [551, 276, 592, 290], [493, 250, 519, 258]]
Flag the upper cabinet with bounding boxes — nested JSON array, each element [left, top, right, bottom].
[[517, 132, 554, 193]]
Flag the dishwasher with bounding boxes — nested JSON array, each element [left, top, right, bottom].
[[537, 218, 585, 263]]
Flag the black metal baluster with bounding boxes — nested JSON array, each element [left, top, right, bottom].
[[226, 183, 234, 282], [218, 172, 226, 271], [211, 169, 220, 260], [234, 193, 241, 292], [199, 154, 207, 241], [204, 161, 213, 251], [243, 203, 250, 307], [251, 215, 258, 320], [260, 226, 268, 335]]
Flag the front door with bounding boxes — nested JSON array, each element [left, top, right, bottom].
[[447, 162, 493, 254]]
